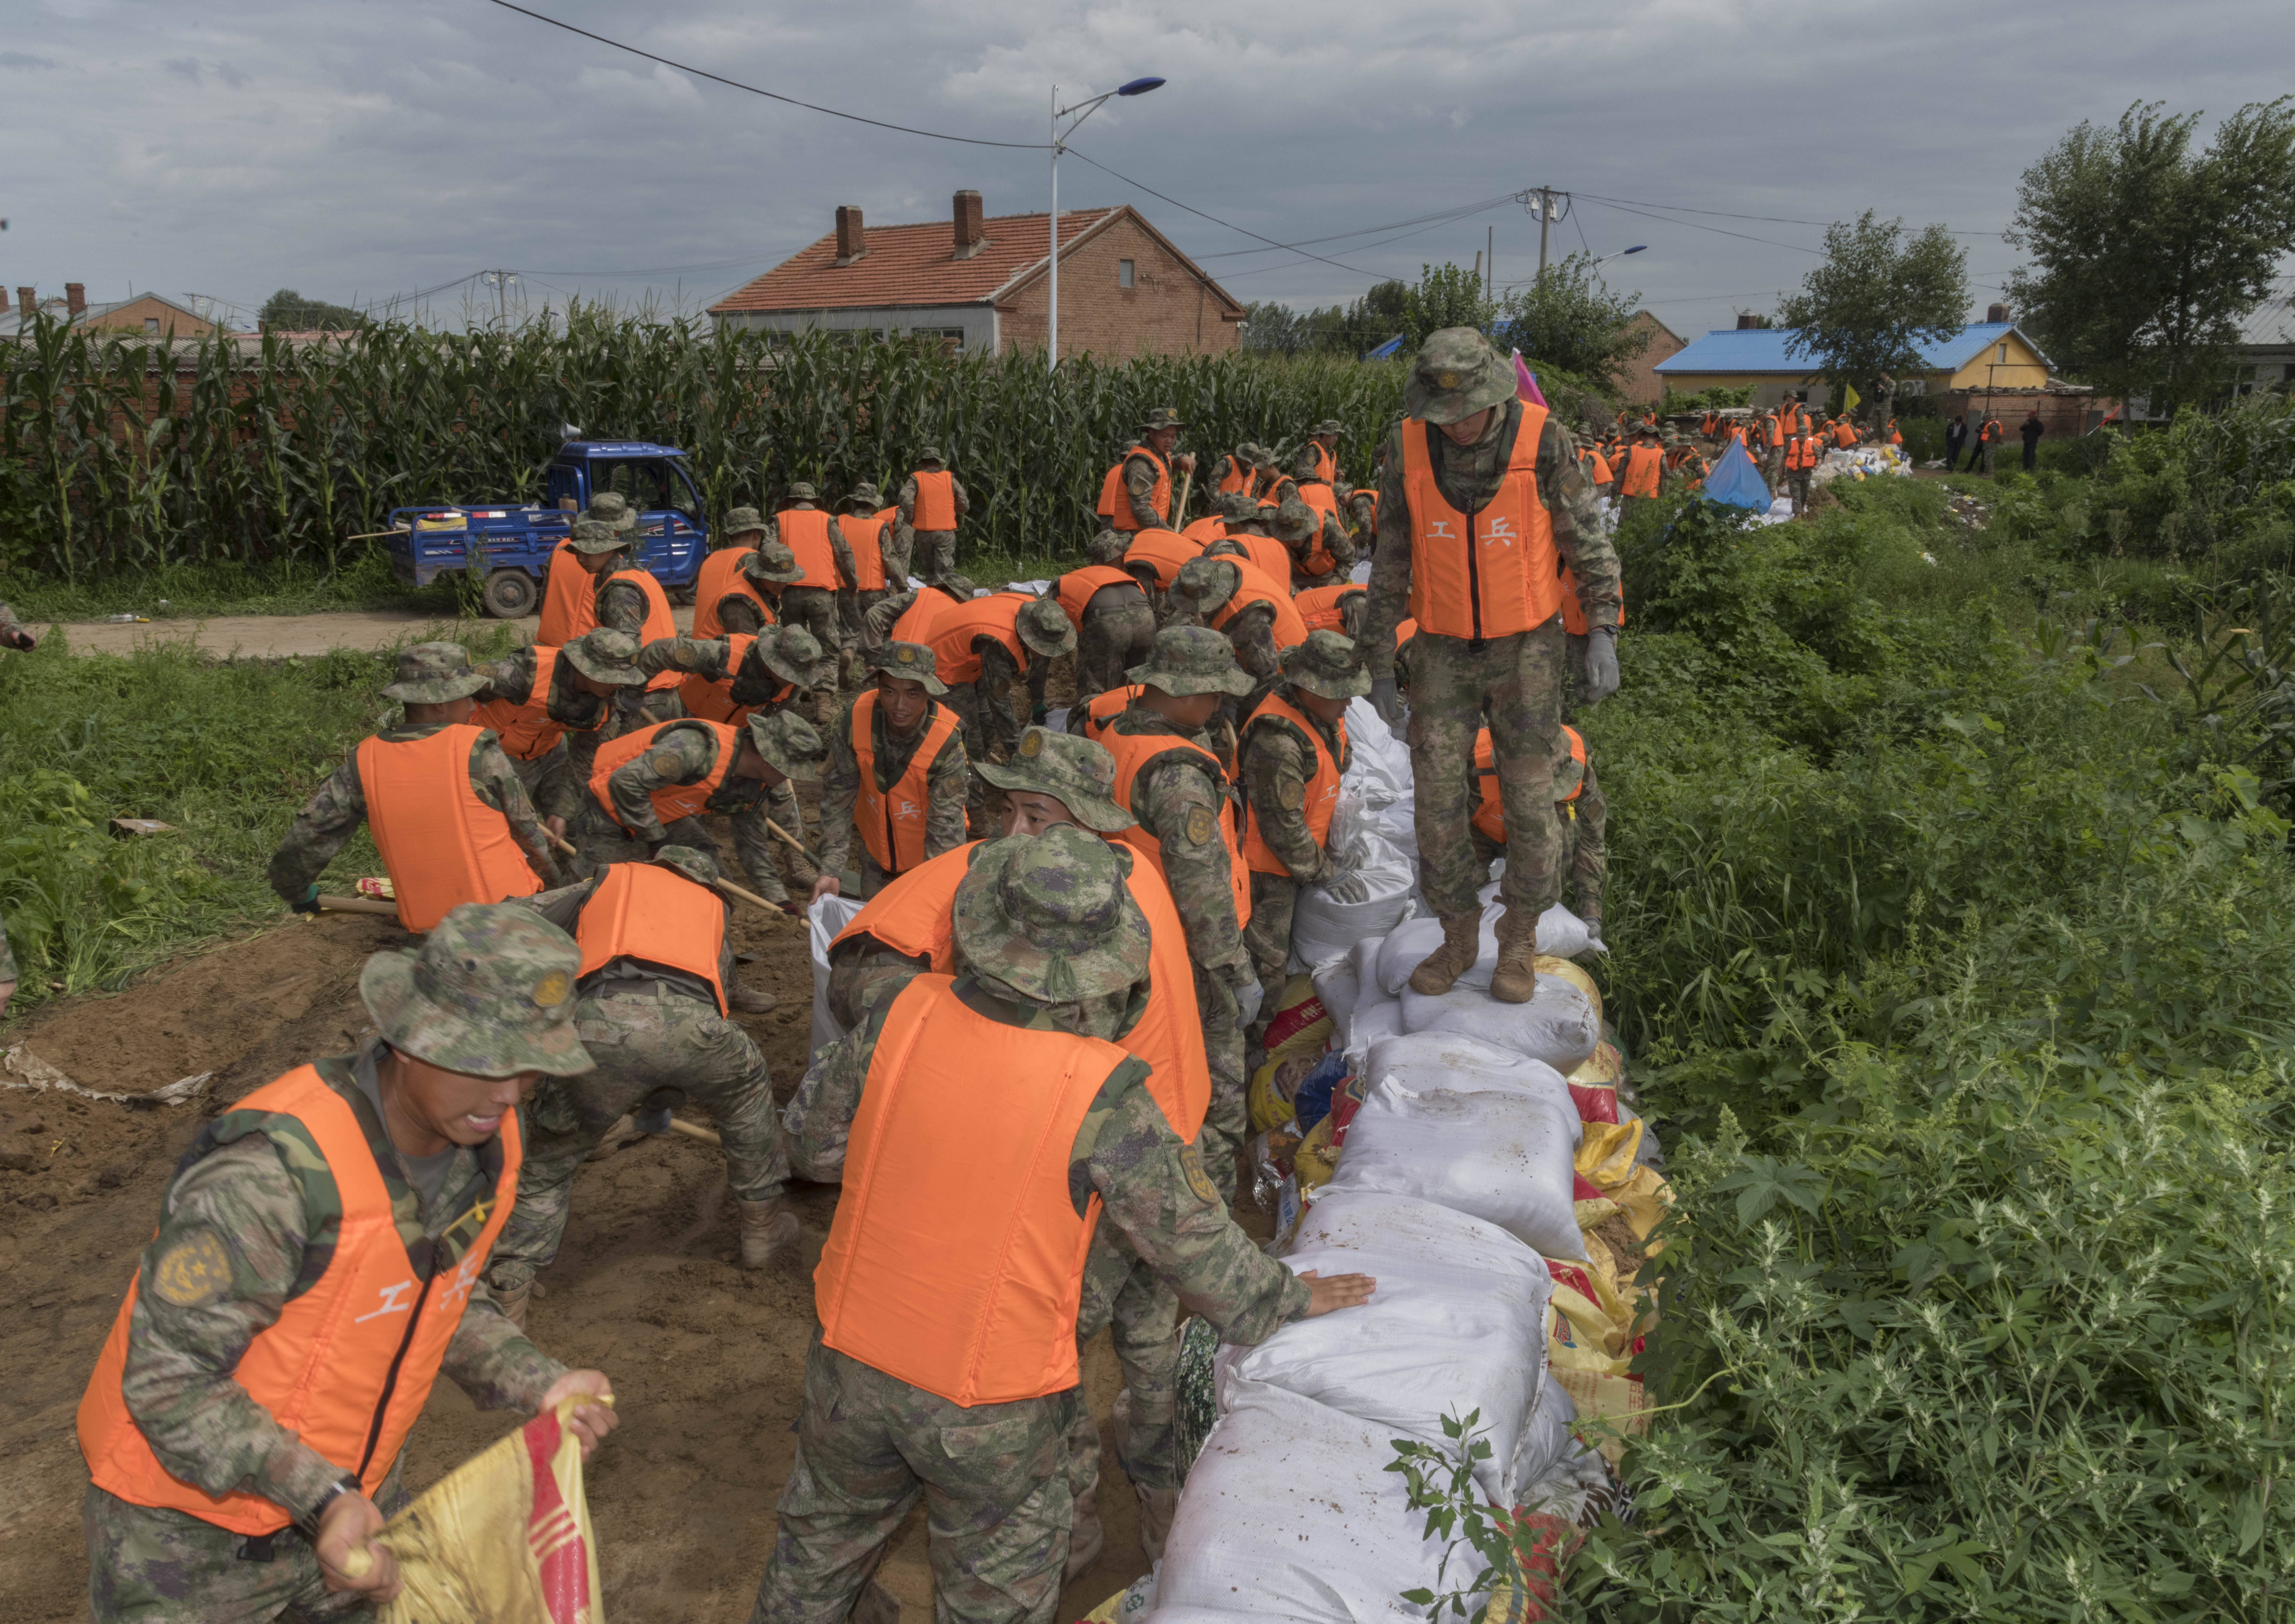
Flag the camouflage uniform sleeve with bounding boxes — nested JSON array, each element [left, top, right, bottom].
[[594, 578, 652, 637], [0, 601, 21, 641], [1320, 510, 1357, 574], [1291, 443, 1321, 481], [438, 1286, 567, 1413], [1573, 755, 1607, 918], [115, 1138, 352, 1517], [866, 589, 920, 643], [922, 726, 970, 859], [1079, 1072, 1311, 1342], [1135, 757, 1247, 973], [950, 477, 970, 520], [477, 648, 537, 707], [519, 875, 599, 936], [607, 728, 714, 848], [1240, 723, 1333, 885], [1227, 606, 1281, 685], [784, 972, 920, 1180], [467, 731, 564, 886], [1362, 421, 1414, 682], [1123, 453, 1164, 530], [896, 477, 920, 528], [976, 641, 1027, 759], [1540, 417, 1621, 632], [266, 750, 367, 903], [815, 699, 863, 876], [637, 634, 731, 682], [828, 525, 859, 590]]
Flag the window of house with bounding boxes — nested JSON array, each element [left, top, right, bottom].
[[1997, 343, 2009, 364], [144, 317, 159, 333], [1118, 259, 1135, 289], [1897, 379, 1927, 396]]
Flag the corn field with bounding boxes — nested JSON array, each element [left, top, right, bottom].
[[0, 307, 1410, 579]]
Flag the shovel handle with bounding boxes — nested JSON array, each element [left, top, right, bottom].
[[316, 894, 401, 917]]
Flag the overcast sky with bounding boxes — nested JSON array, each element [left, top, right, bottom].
[[5, 0, 2292, 341]]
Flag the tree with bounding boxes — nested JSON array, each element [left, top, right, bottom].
[[258, 288, 368, 332], [1776, 212, 1967, 414], [1400, 263, 1493, 349], [2006, 99, 2295, 411], [1490, 253, 1650, 396], [1240, 300, 1308, 355]]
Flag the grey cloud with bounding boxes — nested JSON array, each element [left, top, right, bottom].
[[163, 57, 199, 83], [0, 51, 61, 70]]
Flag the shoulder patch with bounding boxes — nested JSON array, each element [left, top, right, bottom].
[[1184, 805, 1217, 847], [1179, 1144, 1221, 1206], [1279, 779, 1307, 810], [150, 1229, 234, 1308]]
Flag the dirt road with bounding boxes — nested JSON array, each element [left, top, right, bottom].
[[44, 605, 698, 659], [0, 810, 1152, 1622]]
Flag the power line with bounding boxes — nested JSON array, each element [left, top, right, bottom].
[[1192, 194, 1525, 260], [1575, 196, 1828, 257], [1062, 149, 1388, 279], [477, 0, 1048, 150], [1573, 191, 2008, 238]]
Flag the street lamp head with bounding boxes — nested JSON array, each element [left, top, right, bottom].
[[1117, 77, 1165, 96], [1622, 245, 1647, 256]]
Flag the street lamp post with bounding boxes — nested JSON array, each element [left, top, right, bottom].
[[1049, 76, 1164, 369]]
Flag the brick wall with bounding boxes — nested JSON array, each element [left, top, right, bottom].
[[998, 215, 1240, 360], [1616, 312, 1685, 405], [80, 295, 219, 338]]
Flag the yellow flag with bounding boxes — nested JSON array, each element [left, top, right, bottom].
[[1842, 383, 1861, 411]]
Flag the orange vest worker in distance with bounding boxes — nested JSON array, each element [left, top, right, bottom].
[[1617, 436, 1665, 499]]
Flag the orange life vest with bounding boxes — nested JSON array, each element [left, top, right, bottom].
[[357, 727, 542, 929], [1394, 617, 1419, 651], [605, 567, 685, 691], [832, 843, 1209, 1140], [1055, 566, 1142, 633], [1221, 531, 1293, 587], [1618, 444, 1664, 498], [536, 541, 596, 645], [1558, 565, 1626, 638], [910, 469, 957, 532], [680, 632, 789, 726], [1121, 528, 1206, 591], [1887, 420, 1902, 446], [777, 509, 841, 590], [692, 546, 768, 640], [1786, 433, 1820, 471], [927, 593, 1031, 688], [851, 688, 963, 876], [77, 1065, 520, 1535], [1295, 485, 1342, 577], [1293, 582, 1364, 633], [891, 590, 957, 645], [1307, 441, 1337, 484], [1209, 560, 1309, 652], [1833, 420, 1858, 448], [1182, 515, 1227, 545], [1472, 724, 1584, 842], [1239, 693, 1346, 876], [839, 514, 889, 592], [575, 862, 728, 1013], [1097, 445, 1171, 532], [1078, 685, 1141, 740], [1579, 449, 1614, 485], [1348, 488, 1379, 527], [1400, 405, 1563, 642], [1100, 724, 1252, 928], [473, 645, 578, 763], [814, 974, 1121, 1405], [1215, 454, 1252, 495], [588, 719, 739, 829]]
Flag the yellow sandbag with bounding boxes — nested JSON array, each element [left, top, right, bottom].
[[375, 1398, 606, 1624], [1247, 1063, 1297, 1132], [1532, 955, 1600, 1023], [1294, 1113, 1338, 1191], [1547, 1366, 1650, 1467], [1610, 1165, 1673, 1248], [1565, 1041, 1621, 1089], [1574, 1118, 1643, 1189]]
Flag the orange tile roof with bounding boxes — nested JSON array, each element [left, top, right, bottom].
[[710, 208, 1122, 313]]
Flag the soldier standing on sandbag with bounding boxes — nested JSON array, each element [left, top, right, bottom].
[[899, 447, 970, 582], [76, 905, 619, 1621], [1361, 328, 1621, 1006], [486, 846, 801, 1326], [1053, 538, 1158, 705], [1097, 627, 1259, 1197], [1468, 723, 1608, 953], [753, 829, 1374, 1624], [1238, 632, 1373, 1046], [811, 642, 971, 903], [472, 627, 650, 845]]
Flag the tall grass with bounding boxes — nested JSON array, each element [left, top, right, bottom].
[[0, 307, 1407, 582]]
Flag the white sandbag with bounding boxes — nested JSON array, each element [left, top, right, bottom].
[[1289, 828, 1416, 971], [1375, 904, 1598, 996], [1400, 974, 1600, 1073], [1309, 958, 1361, 1034], [1221, 1189, 1558, 1502], [1156, 1379, 1486, 1624], [1533, 904, 1595, 960], [1349, 992, 1404, 1051], [1329, 1039, 1585, 1259], [806, 895, 866, 1058], [1044, 705, 1071, 734], [1340, 697, 1411, 810]]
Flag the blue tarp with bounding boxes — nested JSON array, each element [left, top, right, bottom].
[[1701, 440, 1771, 510]]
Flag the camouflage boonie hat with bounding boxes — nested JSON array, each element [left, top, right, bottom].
[[1270, 498, 1318, 543], [952, 827, 1150, 1003], [917, 445, 946, 465], [840, 483, 883, 511], [932, 572, 978, 601], [1282, 629, 1372, 700], [743, 708, 823, 779], [650, 843, 739, 904], [1085, 528, 1130, 565], [872, 640, 949, 695], [382, 640, 489, 703], [781, 482, 818, 504], [1015, 597, 1078, 660], [742, 544, 805, 585], [358, 903, 591, 1079], [753, 624, 834, 691], [1217, 491, 1261, 522], [1202, 537, 1248, 563], [1128, 624, 1254, 697], [1311, 419, 1342, 437], [1140, 406, 1186, 432], [722, 506, 766, 537], [561, 628, 646, 687], [1173, 556, 1241, 614], [584, 492, 639, 532], [1404, 328, 1514, 425], [975, 727, 1135, 833], [568, 517, 627, 556]]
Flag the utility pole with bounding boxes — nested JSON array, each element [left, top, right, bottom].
[[481, 269, 518, 332], [1537, 188, 1553, 282]]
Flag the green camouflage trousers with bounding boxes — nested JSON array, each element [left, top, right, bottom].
[[487, 985, 789, 1294], [84, 1469, 406, 1623], [913, 530, 958, 582], [1406, 623, 1566, 922], [1066, 1231, 1182, 1509], [1076, 603, 1156, 702], [747, 1333, 1075, 1624], [841, 588, 892, 652], [1469, 756, 1607, 923], [781, 587, 848, 662], [1195, 963, 1245, 1204], [1242, 870, 1300, 1041]]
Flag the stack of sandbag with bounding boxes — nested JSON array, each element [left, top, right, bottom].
[[1364, 921, 1601, 1074], [1340, 697, 1418, 861], [806, 895, 866, 1057], [1286, 799, 1418, 971]]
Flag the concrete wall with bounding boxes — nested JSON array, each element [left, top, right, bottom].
[[997, 215, 1241, 361]]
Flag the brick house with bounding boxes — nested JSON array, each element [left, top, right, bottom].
[[2, 284, 221, 338], [708, 191, 1244, 360], [1615, 310, 1685, 405]]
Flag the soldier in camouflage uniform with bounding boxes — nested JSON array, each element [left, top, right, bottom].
[[577, 710, 824, 921], [836, 483, 902, 655], [754, 830, 1373, 1624], [1238, 633, 1373, 1038], [897, 448, 970, 583], [811, 643, 971, 903], [1361, 329, 1622, 1005], [0, 603, 28, 1013], [1117, 407, 1199, 530], [79, 904, 619, 1623], [557, 517, 686, 731], [1292, 418, 1342, 483], [268, 642, 564, 910], [1055, 551, 1157, 706], [765, 484, 858, 693], [860, 572, 975, 647], [1276, 491, 1355, 587], [488, 847, 798, 1323], [1167, 555, 1289, 690], [939, 597, 1076, 836], [635, 625, 835, 901], [1101, 628, 1258, 1197], [474, 627, 647, 833], [714, 517, 807, 638]]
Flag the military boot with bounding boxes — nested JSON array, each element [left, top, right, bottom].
[[1407, 913, 1483, 996], [1064, 1488, 1106, 1584], [739, 1197, 802, 1268], [492, 1280, 532, 1329], [728, 981, 779, 1015], [1488, 909, 1542, 1004], [1134, 1484, 1177, 1562]]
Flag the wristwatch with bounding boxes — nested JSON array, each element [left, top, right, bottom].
[[298, 1473, 363, 1538]]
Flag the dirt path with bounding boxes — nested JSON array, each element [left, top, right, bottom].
[[46, 605, 696, 659], [0, 807, 1148, 1622]]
